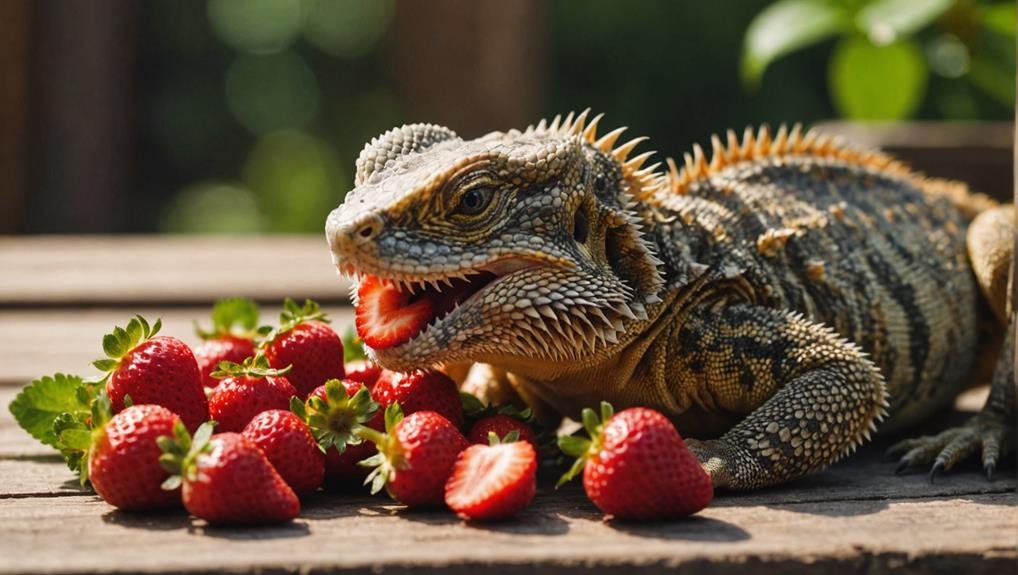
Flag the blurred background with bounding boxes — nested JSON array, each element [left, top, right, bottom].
[[0, 0, 1013, 236]]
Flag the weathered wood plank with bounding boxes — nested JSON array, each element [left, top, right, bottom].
[[0, 236, 352, 305], [0, 306, 355, 387], [0, 491, 1013, 574]]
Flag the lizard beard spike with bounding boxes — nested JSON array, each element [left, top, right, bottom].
[[355, 123, 461, 186]]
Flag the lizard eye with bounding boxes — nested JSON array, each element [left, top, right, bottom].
[[455, 187, 494, 216]]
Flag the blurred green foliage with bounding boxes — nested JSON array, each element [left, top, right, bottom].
[[139, 0, 1014, 235], [743, 0, 1016, 119]]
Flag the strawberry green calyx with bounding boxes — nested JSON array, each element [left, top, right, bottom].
[[258, 298, 331, 347], [294, 379, 379, 454], [211, 354, 292, 380], [158, 421, 215, 490], [342, 325, 368, 363], [556, 401, 615, 488], [358, 403, 406, 496], [53, 391, 113, 484], [92, 315, 163, 381], [194, 297, 260, 340], [487, 429, 521, 446], [462, 392, 534, 422]]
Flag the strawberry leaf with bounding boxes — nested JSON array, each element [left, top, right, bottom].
[[196, 297, 260, 339], [8, 374, 96, 448], [342, 325, 367, 362], [211, 354, 291, 379]]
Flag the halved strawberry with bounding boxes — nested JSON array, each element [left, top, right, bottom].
[[355, 276, 434, 350], [444, 432, 537, 521]]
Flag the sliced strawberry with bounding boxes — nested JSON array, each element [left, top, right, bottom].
[[445, 436, 537, 521], [355, 276, 434, 350]]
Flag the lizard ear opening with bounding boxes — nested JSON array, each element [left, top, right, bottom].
[[573, 207, 589, 245]]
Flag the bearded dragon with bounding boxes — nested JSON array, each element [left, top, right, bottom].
[[325, 110, 1014, 490]]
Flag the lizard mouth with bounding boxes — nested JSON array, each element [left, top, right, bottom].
[[349, 258, 538, 352]]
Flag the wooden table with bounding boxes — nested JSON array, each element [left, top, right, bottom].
[[1, 236, 1015, 574]]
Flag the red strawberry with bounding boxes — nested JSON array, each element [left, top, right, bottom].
[[558, 403, 713, 519], [360, 405, 469, 507], [344, 360, 384, 389], [193, 298, 260, 388], [195, 336, 256, 389], [373, 370, 464, 429], [468, 415, 537, 450], [263, 299, 345, 398], [242, 409, 324, 496], [206, 356, 298, 432], [355, 275, 434, 350], [298, 379, 382, 484], [88, 403, 183, 511], [93, 316, 208, 431], [160, 423, 300, 525], [445, 432, 537, 521]]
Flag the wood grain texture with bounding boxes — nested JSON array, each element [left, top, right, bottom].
[[0, 492, 1014, 574], [0, 235, 352, 305]]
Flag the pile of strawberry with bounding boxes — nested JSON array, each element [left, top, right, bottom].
[[9, 297, 712, 525]]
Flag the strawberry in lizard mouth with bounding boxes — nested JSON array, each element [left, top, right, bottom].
[[355, 272, 498, 350]]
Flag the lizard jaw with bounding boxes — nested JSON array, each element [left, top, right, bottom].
[[343, 257, 542, 368]]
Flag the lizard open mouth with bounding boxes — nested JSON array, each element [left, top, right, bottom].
[[354, 271, 499, 350]]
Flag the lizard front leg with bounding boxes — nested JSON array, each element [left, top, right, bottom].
[[674, 303, 888, 490]]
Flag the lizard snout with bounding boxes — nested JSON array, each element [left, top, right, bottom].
[[326, 209, 384, 259]]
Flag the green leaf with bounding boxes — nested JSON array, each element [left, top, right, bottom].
[[829, 37, 926, 120], [556, 456, 587, 489], [580, 407, 600, 437], [8, 374, 92, 447], [161, 475, 182, 491], [342, 325, 368, 362], [556, 434, 591, 458], [197, 297, 261, 339], [969, 53, 1016, 108], [460, 392, 487, 418], [91, 359, 118, 372], [57, 429, 93, 451], [101, 334, 123, 359], [981, 3, 1016, 38], [741, 0, 849, 87], [384, 403, 404, 433], [190, 422, 215, 453], [856, 0, 952, 44]]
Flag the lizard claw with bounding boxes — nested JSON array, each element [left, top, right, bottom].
[[888, 413, 1009, 482]]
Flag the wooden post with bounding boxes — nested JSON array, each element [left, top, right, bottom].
[[0, 0, 31, 234], [388, 0, 545, 138], [25, 0, 136, 233]]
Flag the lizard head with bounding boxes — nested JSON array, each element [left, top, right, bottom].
[[325, 110, 667, 372]]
